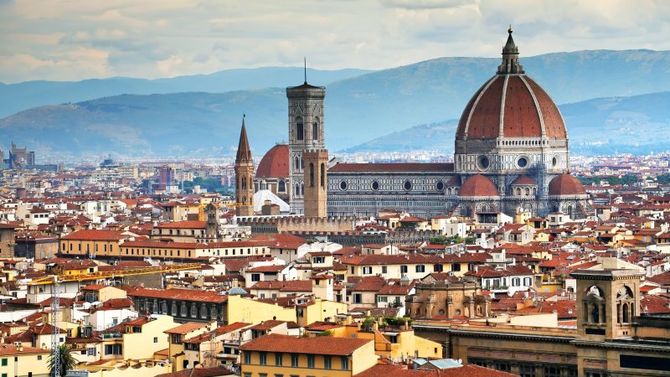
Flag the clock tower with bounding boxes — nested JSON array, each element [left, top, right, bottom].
[[286, 76, 326, 215]]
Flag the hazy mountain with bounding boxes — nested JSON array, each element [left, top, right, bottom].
[[346, 91, 670, 155], [0, 67, 371, 118], [2, 49, 670, 159]]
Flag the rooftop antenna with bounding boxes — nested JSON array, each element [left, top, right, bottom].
[[304, 57, 307, 84]]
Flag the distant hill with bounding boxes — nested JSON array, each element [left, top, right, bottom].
[[346, 91, 670, 155], [0, 67, 371, 118], [3, 49, 670, 159]]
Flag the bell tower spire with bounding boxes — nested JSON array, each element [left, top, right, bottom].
[[235, 114, 255, 216], [497, 26, 524, 74]]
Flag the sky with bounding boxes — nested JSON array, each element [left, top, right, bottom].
[[1, 0, 670, 83]]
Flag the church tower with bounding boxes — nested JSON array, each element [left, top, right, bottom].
[[303, 149, 328, 217], [571, 258, 642, 340], [235, 116, 254, 217], [286, 67, 326, 215]]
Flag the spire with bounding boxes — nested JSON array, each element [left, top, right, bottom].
[[236, 114, 252, 163], [304, 57, 307, 84], [497, 25, 524, 74]]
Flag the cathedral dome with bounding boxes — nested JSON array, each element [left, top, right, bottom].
[[256, 144, 289, 179], [455, 29, 566, 141], [459, 174, 499, 197], [548, 174, 586, 196]]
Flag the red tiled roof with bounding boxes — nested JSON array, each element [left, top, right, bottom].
[[459, 175, 498, 197], [61, 229, 124, 241], [156, 220, 206, 229], [0, 344, 50, 356], [240, 333, 371, 356], [256, 144, 289, 179], [165, 322, 208, 335], [124, 287, 227, 304], [354, 363, 517, 377], [548, 174, 586, 196]]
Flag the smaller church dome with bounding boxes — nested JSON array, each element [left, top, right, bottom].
[[256, 144, 289, 179], [511, 175, 536, 185], [459, 175, 499, 197], [548, 174, 586, 196]]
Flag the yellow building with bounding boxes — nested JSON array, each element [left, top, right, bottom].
[[227, 295, 347, 326], [310, 323, 443, 362], [240, 334, 377, 377], [60, 229, 124, 257], [98, 315, 176, 363], [0, 344, 50, 377]]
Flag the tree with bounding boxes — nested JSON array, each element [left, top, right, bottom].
[[48, 344, 76, 377]]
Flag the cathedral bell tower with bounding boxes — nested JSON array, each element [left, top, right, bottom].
[[235, 115, 255, 217], [286, 65, 326, 215]]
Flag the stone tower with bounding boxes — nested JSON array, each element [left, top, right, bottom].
[[303, 149, 328, 217], [286, 72, 326, 215], [571, 258, 643, 340], [235, 116, 254, 217]]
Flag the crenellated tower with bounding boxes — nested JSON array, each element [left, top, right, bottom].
[[235, 115, 255, 216]]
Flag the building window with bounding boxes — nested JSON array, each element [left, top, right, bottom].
[[341, 356, 349, 370], [324, 356, 332, 369], [436, 181, 444, 191], [291, 354, 299, 367], [362, 266, 372, 275], [478, 155, 490, 170], [434, 264, 443, 272], [259, 352, 267, 365], [517, 157, 528, 168], [415, 265, 425, 273], [244, 352, 251, 364], [307, 355, 315, 368], [382, 266, 387, 274], [309, 163, 315, 187], [153, 337, 158, 343], [1, 358, 6, 366], [313, 118, 319, 140], [372, 181, 379, 190], [340, 181, 347, 190], [400, 265, 408, 274], [353, 293, 362, 304], [404, 180, 412, 190], [275, 353, 283, 366], [296, 117, 304, 140]]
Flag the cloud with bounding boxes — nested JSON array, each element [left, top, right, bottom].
[[1, 0, 670, 82]]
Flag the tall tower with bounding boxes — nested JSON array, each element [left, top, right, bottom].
[[235, 116, 255, 217], [286, 67, 326, 215]]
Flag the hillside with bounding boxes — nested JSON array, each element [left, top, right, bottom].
[[0, 67, 370, 118], [2, 49, 670, 158]]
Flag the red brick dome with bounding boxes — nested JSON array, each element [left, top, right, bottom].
[[455, 75, 566, 141], [459, 174, 498, 197], [455, 29, 566, 141], [548, 174, 586, 196], [255, 144, 289, 179]]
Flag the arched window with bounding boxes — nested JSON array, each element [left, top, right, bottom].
[[294, 156, 300, 170], [278, 180, 286, 192], [296, 117, 304, 141], [313, 117, 319, 140], [300, 183, 304, 195], [241, 176, 247, 190], [525, 187, 530, 196], [320, 163, 325, 187], [295, 183, 299, 196]]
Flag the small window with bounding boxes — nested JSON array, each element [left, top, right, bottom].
[[259, 352, 267, 365], [340, 181, 347, 190], [324, 356, 332, 369], [244, 352, 251, 364], [291, 354, 299, 367], [400, 265, 408, 274], [372, 181, 379, 190], [307, 355, 315, 368], [436, 181, 444, 191], [341, 356, 349, 370], [404, 180, 412, 190], [517, 157, 528, 168]]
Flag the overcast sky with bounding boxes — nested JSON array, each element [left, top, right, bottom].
[[1, 0, 669, 83]]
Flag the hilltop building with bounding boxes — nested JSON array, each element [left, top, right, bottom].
[[243, 29, 590, 219]]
